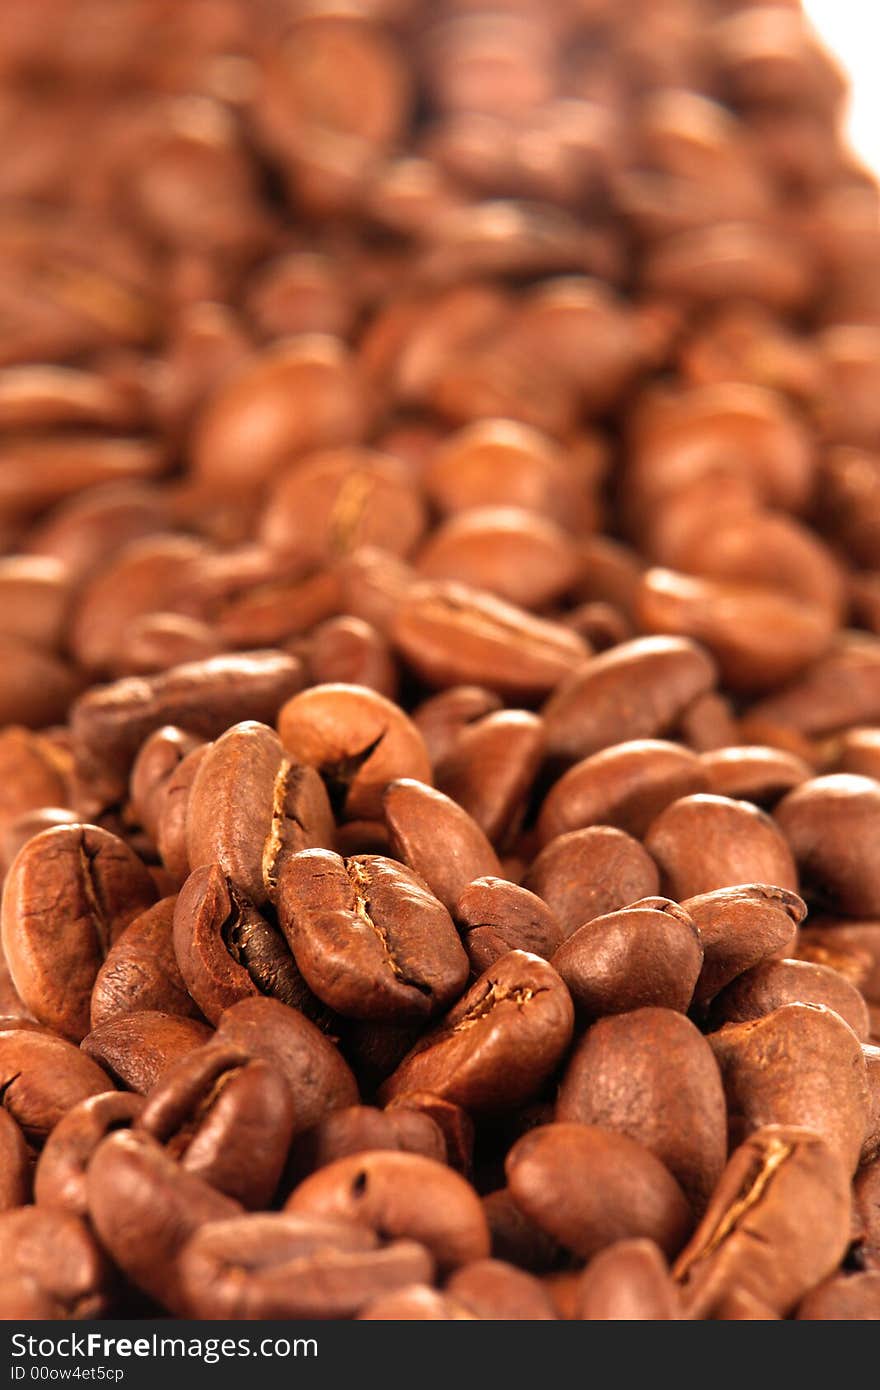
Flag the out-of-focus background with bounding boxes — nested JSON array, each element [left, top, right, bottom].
[[805, 1, 880, 176]]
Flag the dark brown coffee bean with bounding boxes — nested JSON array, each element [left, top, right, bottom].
[[645, 793, 798, 899], [542, 636, 716, 763], [683, 883, 807, 1009], [178, 1212, 433, 1319], [482, 1188, 566, 1274], [455, 877, 563, 973], [128, 725, 202, 843], [185, 721, 335, 907], [557, 1008, 727, 1213], [71, 650, 304, 787], [446, 1258, 558, 1320], [0, 1107, 29, 1210], [136, 1043, 293, 1209], [34, 1091, 144, 1215], [506, 1123, 692, 1262], [1, 823, 157, 1040], [384, 1091, 475, 1175], [286, 1150, 490, 1271], [537, 738, 708, 845], [288, 1104, 446, 1184], [392, 580, 588, 698], [277, 683, 431, 820], [380, 951, 573, 1113], [523, 827, 660, 939], [411, 685, 503, 766], [551, 900, 703, 1018], [797, 920, 880, 1002], [81, 1011, 212, 1095], [90, 896, 199, 1027], [710, 957, 871, 1039], [0, 1026, 113, 1144], [575, 1240, 682, 1320], [172, 864, 325, 1027], [775, 774, 880, 915], [797, 1272, 880, 1320], [383, 778, 501, 913], [0, 1206, 111, 1318], [277, 850, 468, 1022], [87, 1128, 240, 1313], [435, 710, 546, 849], [708, 1003, 869, 1174], [215, 996, 358, 1135], [673, 1127, 851, 1318]]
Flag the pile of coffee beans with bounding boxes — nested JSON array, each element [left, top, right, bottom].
[[1, 0, 880, 1321]]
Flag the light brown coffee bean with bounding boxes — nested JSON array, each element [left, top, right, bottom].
[[575, 1240, 682, 1320], [683, 883, 807, 1009], [90, 896, 199, 1028], [81, 1011, 212, 1095], [383, 778, 501, 913], [775, 774, 880, 916]]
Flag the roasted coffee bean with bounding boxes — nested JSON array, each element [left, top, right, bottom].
[[90, 896, 199, 1027], [136, 1044, 293, 1209], [303, 615, 398, 699], [380, 951, 574, 1113], [0, 725, 69, 835], [384, 1092, 475, 1176], [775, 774, 880, 915], [551, 900, 703, 1018], [445, 1258, 557, 1320], [709, 1004, 869, 1174], [358, 1286, 476, 1320], [853, 1157, 880, 1270], [0, 1107, 30, 1210], [81, 1011, 212, 1095], [0, 1206, 111, 1318], [277, 683, 431, 820], [537, 739, 708, 845], [1, 824, 157, 1040], [172, 864, 325, 1027], [699, 744, 811, 805], [542, 637, 716, 763], [0, 807, 80, 875], [186, 721, 335, 906], [288, 1104, 446, 1184], [645, 794, 798, 899], [835, 728, 880, 781], [435, 710, 545, 849], [797, 1272, 880, 1320], [683, 883, 806, 1009], [71, 651, 304, 787], [414, 507, 579, 612], [286, 1150, 490, 1272], [87, 1129, 240, 1313], [557, 1009, 727, 1213], [506, 1123, 692, 1261], [214, 997, 358, 1135], [178, 1212, 433, 1319], [412, 686, 503, 766], [482, 1188, 566, 1275], [797, 920, 880, 1002], [155, 743, 209, 883], [391, 580, 588, 699], [673, 1127, 851, 1318], [128, 725, 202, 844], [0, 1027, 113, 1144], [34, 1091, 144, 1215], [575, 1240, 682, 1321], [455, 877, 563, 973], [710, 957, 871, 1039], [523, 827, 660, 939], [383, 778, 501, 913], [276, 850, 468, 1022]]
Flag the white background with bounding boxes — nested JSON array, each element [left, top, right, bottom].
[[803, 1, 880, 175]]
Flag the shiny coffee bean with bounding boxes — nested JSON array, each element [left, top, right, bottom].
[[523, 827, 660, 939], [90, 896, 199, 1027], [34, 1091, 144, 1215]]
